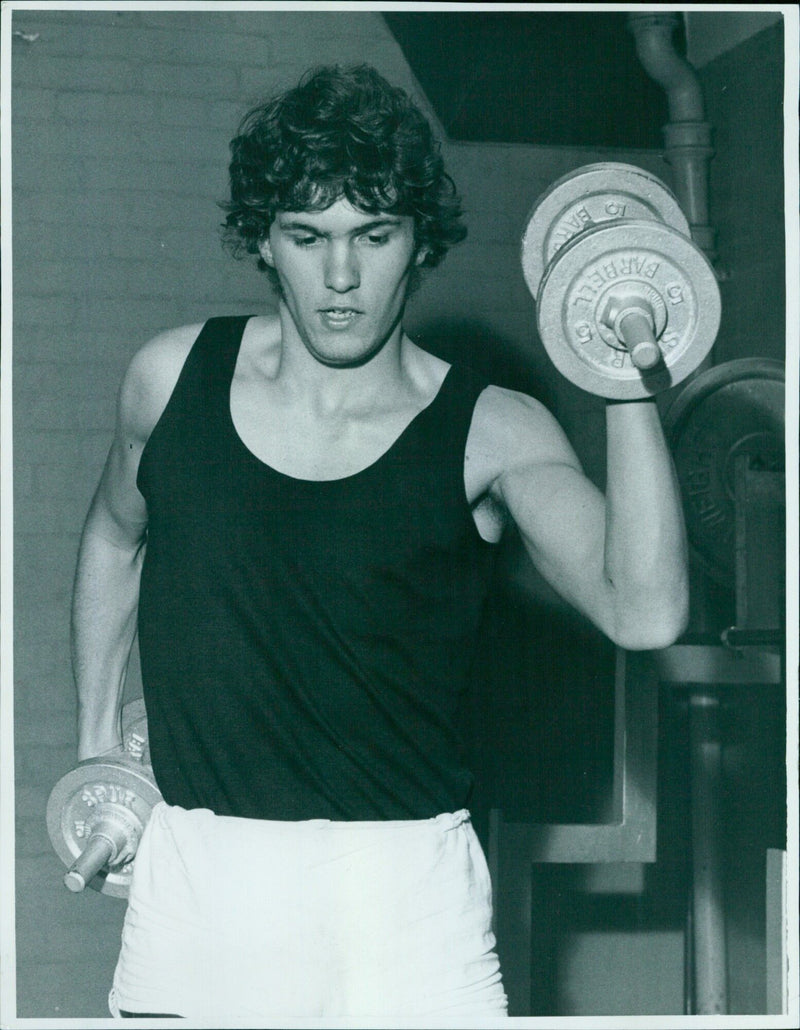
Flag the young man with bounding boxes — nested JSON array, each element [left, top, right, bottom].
[[72, 65, 689, 1021]]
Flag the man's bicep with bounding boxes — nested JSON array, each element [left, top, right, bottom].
[[87, 357, 155, 547], [502, 459, 605, 571], [492, 405, 611, 622], [88, 438, 148, 549], [486, 389, 596, 559]]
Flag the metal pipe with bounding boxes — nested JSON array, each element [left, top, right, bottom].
[[627, 13, 704, 122], [689, 693, 729, 1014], [627, 13, 717, 261]]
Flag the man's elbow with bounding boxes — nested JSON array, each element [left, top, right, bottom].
[[83, 492, 147, 555], [609, 594, 690, 652]]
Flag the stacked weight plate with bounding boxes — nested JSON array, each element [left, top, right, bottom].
[[521, 163, 721, 399]]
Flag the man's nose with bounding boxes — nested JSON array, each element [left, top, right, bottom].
[[324, 241, 360, 292]]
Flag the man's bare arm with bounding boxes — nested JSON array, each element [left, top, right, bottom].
[[72, 448, 148, 761], [601, 398, 689, 647], [72, 325, 201, 760], [480, 388, 688, 650]]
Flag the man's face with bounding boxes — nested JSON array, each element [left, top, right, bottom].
[[259, 198, 424, 367]]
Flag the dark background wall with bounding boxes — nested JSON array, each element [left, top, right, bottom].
[[703, 24, 786, 368], [692, 21, 788, 1015], [8, 8, 789, 1020]]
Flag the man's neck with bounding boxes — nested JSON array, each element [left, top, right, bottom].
[[270, 303, 414, 417]]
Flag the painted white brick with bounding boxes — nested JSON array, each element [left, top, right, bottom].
[[13, 54, 138, 92], [15, 429, 110, 468], [139, 61, 240, 99], [54, 89, 159, 124], [13, 294, 79, 328], [10, 86, 57, 121]]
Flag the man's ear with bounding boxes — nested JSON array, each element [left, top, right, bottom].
[[414, 247, 430, 267], [258, 238, 275, 267]]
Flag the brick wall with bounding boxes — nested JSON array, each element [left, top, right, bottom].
[[11, 8, 678, 1019]]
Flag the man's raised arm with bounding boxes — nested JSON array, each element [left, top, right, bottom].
[[601, 397, 689, 648], [481, 388, 688, 651]]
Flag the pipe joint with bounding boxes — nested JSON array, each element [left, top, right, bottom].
[[627, 12, 717, 264], [663, 121, 714, 153], [627, 14, 704, 123]]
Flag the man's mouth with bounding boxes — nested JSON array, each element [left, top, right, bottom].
[[319, 307, 362, 329]]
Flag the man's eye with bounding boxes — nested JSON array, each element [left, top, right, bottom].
[[365, 233, 390, 246], [293, 235, 319, 247]]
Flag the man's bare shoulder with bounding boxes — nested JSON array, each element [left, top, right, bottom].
[[464, 384, 582, 504], [465, 384, 587, 531], [470, 385, 579, 473], [119, 322, 205, 443]]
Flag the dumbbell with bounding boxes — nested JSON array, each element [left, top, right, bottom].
[[46, 699, 162, 898], [521, 163, 721, 399]]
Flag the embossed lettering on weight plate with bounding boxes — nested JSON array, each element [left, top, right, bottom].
[[569, 253, 661, 307], [125, 732, 146, 760], [683, 442, 728, 533], [80, 782, 137, 809], [691, 490, 727, 529], [552, 204, 593, 251], [564, 251, 693, 372], [552, 199, 631, 255]]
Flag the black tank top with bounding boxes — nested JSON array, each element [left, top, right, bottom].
[[136, 316, 498, 820]]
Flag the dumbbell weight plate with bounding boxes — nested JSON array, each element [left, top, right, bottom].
[[121, 696, 150, 765], [121, 696, 146, 737], [664, 358, 784, 587], [521, 163, 690, 299], [46, 759, 162, 898], [536, 219, 721, 400]]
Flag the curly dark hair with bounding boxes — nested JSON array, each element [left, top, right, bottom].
[[221, 64, 467, 279]]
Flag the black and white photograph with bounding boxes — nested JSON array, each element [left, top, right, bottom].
[[1, 2, 797, 1026]]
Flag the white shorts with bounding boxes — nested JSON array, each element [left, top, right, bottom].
[[109, 802, 508, 1023]]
